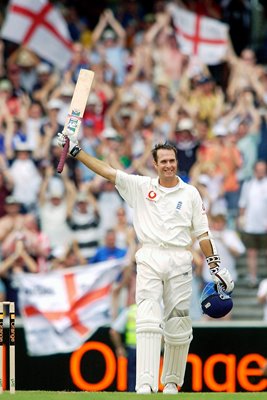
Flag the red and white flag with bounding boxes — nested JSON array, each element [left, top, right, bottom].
[[1, 0, 73, 69], [168, 3, 229, 65], [17, 259, 124, 355]]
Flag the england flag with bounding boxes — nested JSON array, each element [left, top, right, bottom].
[[17, 259, 125, 355], [168, 3, 229, 65], [1, 0, 73, 69]]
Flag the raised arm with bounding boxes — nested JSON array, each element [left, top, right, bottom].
[[104, 9, 126, 45], [91, 11, 109, 45], [57, 131, 117, 183]]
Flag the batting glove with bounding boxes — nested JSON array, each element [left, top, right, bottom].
[[57, 131, 81, 157], [209, 266, 234, 293]]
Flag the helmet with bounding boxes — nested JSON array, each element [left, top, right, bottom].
[[200, 282, 233, 318]]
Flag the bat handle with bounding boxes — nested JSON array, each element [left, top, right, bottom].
[[57, 137, 70, 173]]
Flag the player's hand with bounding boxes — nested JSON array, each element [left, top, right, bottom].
[[210, 267, 234, 293], [57, 131, 80, 155]]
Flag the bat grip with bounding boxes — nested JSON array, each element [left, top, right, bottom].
[[57, 137, 70, 173]]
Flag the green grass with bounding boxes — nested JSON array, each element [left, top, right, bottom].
[[0, 392, 266, 400]]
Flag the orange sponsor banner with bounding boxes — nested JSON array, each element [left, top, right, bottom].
[[69, 341, 267, 392]]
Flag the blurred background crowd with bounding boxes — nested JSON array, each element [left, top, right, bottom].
[[0, 0, 267, 324]]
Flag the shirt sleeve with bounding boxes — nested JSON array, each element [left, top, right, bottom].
[[115, 170, 148, 208], [191, 186, 209, 237]]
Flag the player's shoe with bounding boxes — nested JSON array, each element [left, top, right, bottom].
[[163, 383, 178, 394], [137, 384, 152, 394]]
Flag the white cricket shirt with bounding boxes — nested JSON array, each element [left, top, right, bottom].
[[115, 170, 209, 247]]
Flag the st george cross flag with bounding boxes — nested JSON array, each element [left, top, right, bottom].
[[168, 3, 229, 65], [1, 0, 73, 69], [17, 258, 124, 355]]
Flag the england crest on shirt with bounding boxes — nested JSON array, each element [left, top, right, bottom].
[[176, 201, 182, 210]]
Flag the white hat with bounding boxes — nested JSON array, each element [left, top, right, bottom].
[[176, 118, 194, 132], [14, 142, 33, 152], [154, 75, 170, 87], [102, 29, 116, 40], [36, 62, 51, 74], [76, 191, 88, 203], [120, 107, 132, 118], [101, 127, 119, 139], [213, 124, 228, 136], [47, 98, 62, 110], [49, 189, 63, 199], [15, 49, 39, 67], [60, 85, 75, 97], [5, 195, 21, 205], [197, 174, 210, 186], [0, 79, 12, 91], [87, 93, 101, 105], [121, 92, 135, 104]]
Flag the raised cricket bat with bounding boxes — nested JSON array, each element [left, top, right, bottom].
[[57, 69, 95, 173]]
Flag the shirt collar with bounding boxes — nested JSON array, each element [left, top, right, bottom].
[[152, 176, 186, 190]]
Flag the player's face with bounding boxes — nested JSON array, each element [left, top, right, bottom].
[[154, 149, 178, 183]]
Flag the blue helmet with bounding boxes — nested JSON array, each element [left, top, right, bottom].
[[200, 282, 233, 318]]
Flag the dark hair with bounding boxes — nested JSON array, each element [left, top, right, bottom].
[[151, 142, 177, 162]]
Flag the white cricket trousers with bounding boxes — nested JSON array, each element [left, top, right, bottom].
[[135, 245, 193, 319]]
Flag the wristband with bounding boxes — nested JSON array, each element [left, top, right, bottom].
[[206, 255, 221, 265], [70, 145, 82, 157]]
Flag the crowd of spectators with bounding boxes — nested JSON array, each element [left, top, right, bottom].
[[0, 0, 267, 321]]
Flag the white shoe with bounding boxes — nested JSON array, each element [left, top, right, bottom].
[[163, 383, 178, 394], [137, 384, 152, 394]]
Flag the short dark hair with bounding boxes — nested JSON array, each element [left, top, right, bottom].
[[151, 142, 178, 162]]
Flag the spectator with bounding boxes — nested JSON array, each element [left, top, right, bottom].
[[125, 50, 154, 109], [0, 196, 24, 248], [1, 213, 50, 269], [65, 41, 90, 83], [40, 99, 64, 160], [113, 206, 137, 265], [190, 162, 227, 217], [76, 119, 99, 183], [235, 118, 260, 186], [68, 190, 101, 261], [83, 92, 105, 137], [38, 165, 75, 257], [91, 9, 128, 86], [90, 228, 127, 264], [31, 63, 58, 107], [8, 142, 42, 213], [51, 240, 87, 269], [95, 178, 125, 234], [171, 118, 200, 182], [225, 43, 263, 102], [199, 124, 243, 224], [0, 155, 13, 217], [238, 160, 267, 287], [186, 75, 225, 126], [24, 100, 46, 158], [144, 11, 187, 92], [0, 236, 38, 314], [7, 47, 40, 94]]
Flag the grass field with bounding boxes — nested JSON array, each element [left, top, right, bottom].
[[0, 392, 266, 400]]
